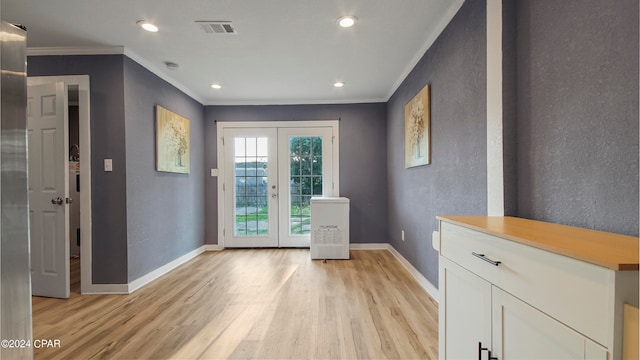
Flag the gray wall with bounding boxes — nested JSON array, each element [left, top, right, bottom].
[[27, 54, 208, 284], [25, 0, 639, 289], [387, 0, 487, 288], [203, 104, 388, 245], [123, 57, 205, 282], [516, 0, 639, 236], [28, 55, 129, 284]]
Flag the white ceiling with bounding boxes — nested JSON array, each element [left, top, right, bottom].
[[3, 0, 463, 105]]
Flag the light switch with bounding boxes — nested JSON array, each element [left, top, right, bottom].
[[211, 168, 218, 177], [104, 159, 113, 172]]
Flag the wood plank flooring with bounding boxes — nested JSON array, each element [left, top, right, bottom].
[[32, 250, 439, 359]]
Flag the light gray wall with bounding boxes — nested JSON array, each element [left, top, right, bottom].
[[28, 55, 129, 284], [386, 0, 487, 288], [203, 104, 388, 245], [123, 57, 205, 282], [516, 0, 639, 236]]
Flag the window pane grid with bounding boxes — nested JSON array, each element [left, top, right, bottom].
[[234, 137, 269, 236], [289, 136, 322, 235]]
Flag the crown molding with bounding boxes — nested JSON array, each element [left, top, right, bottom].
[[26, 46, 205, 104], [27, 46, 125, 56], [122, 48, 205, 104], [203, 97, 386, 106], [385, 0, 465, 101]]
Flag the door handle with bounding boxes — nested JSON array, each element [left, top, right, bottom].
[[66, 197, 73, 204], [271, 193, 278, 199], [51, 197, 64, 205]]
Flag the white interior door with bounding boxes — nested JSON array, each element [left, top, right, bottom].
[[278, 127, 333, 247], [220, 122, 337, 248], [223, 128, 279, 247], [27, 81, 70, 299]]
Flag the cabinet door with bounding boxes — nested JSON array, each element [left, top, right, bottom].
[[492, 287, 607, 360], [439, 257, 492, 360]]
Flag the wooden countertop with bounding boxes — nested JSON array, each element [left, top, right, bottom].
[[437, 216, 639, 271]]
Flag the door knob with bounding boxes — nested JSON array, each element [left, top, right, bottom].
[[66, 197, 73, 204], [51, 197, 64, 205], [271, 193, 278, 199]]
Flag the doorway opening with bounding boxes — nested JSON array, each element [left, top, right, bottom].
[[68, 85, 81, 294]]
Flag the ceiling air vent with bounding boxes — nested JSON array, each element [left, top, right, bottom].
[[196, 21, 237, 35]]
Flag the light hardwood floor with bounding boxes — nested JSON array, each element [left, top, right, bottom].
[[33, 250, 439, 359]]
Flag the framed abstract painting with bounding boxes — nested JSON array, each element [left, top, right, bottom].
[[156, 105, 190, 174], [405, 84, 431, 168]]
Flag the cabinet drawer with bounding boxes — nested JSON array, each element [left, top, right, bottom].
[[440, 222, 613, 346]]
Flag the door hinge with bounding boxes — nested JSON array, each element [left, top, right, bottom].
[[221, 136, 224, 145], [223, 183, 225, 192], [332, 136, 335, 144]]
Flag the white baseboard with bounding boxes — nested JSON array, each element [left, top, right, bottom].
[[351, 243, 439, 302], [127, 246, 207, 293], [385, 245, 439, 302], [203, 244, 224, 251], [87, 243, 439, 301], [81, 283, 129, 295], [350, 243, 391, 250]]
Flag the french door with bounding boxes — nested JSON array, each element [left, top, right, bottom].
[[219, 122, 338, 248]]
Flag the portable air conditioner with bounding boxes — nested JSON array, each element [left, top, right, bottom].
[[310, 197, 350, 260]]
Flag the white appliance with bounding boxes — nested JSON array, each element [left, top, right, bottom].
[[310, 197, 350, 260]]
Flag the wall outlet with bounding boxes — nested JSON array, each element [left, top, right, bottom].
[[401, 230, 405, 241]]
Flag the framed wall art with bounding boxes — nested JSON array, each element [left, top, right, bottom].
[[405, 84, 431, 168], [156, 105, 190, 174]]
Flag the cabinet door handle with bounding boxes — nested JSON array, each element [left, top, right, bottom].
[[472, 252, 501, 266], [479, 342, 499, 360], [478, 342, 485, 360]]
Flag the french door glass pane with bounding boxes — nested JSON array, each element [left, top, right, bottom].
[[289, 136, 322, 235], [234, 137, 269, 236]]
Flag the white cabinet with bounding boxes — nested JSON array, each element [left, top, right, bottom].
[[439, 256, 491, 359], [492, 286, 607, 360], [438, 257, 491, 359], [438, 216, 639, 360], [439, 257, 606, 360]]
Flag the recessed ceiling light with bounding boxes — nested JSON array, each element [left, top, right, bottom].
[[137, 20, 158, 33], [334, 82, 345, 88], [211, 84, 222, 89], [337, 16, 357, 28]]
